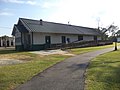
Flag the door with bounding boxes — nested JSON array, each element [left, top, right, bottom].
[[24, 34, 31, 50], [94, 36, 97, 41], [45, 36, 51, 48], [62, 36, 66, 43]]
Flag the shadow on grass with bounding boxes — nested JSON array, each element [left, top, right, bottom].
[[0, 49, 19, 54], [67, 62, 89, 72], [87, 59, 120, 89]]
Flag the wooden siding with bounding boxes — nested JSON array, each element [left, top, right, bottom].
[[32, 32, 101, 45], [15, 29, 21, 45]]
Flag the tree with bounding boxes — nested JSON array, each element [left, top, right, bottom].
[[99, 24, 119, 40], [99, 24, 119, 51]]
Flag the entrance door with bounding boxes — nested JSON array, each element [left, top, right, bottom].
[[45, 36, 51, 48], [62, 36, 66, 43], [24, 34, 31, 50], [94, 36, 97, 41]]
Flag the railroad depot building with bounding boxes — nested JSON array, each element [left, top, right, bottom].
[[12, 18, 102, 51]]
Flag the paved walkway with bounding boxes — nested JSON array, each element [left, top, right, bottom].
[[15, 47, 115, 90]]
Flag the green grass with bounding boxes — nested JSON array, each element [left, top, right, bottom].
[[71, 44, 115, 54], [0, 51, 69, 90], [0, 43, 119, 90], [86, 50, 120, 90]]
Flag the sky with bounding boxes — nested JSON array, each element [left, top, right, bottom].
[[0, 0, 120, 36]]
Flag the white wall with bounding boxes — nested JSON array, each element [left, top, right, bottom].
[[83, 36, 101, 41], [33, 32, 45, 44], [33, 33, 78, 44], [33, 32, 101, 44], [65, 34, 78, 42], [83, 35, 94, 41], [51, 34, 61, 44]]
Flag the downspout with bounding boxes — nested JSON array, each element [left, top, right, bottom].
[[32, 32, 33, 50]]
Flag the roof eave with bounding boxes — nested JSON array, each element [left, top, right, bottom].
[[19, 18, 31, 32]]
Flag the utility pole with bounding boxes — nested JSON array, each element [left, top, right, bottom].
[[96, 17, 100, 30], [114, 35, 117, 51]]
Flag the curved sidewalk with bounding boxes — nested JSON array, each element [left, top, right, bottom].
[[15, 47, 115, 90]]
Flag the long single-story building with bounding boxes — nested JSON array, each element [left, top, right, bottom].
[[12, 18, 102, 51]]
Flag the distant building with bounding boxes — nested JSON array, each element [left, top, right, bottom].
[[117, 36, 120, 42], [12, 18, 102, 51], [0, 35, 15, 47], [116, 30, 120, 42]]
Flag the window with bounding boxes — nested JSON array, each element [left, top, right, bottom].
[[67, 38, 70, 43], [78, 35, 83, 41], [94, 36, 97, 41], [45, 36, 51, 44], [61, 36, 66, 43], [45, 36, 51, 48]]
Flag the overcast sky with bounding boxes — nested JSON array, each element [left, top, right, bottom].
[[0, 0, 120, 36]]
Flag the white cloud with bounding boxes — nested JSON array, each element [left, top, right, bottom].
[[1, 0, 38, 5], [1, 0, 120, 28], [0, 12, 14, 16], [0, 8, 14, 16], [42, 2, 59, 8], [44, 0, 120, 28], [26, 1, 37, 5], [1, 0, 24, 4]]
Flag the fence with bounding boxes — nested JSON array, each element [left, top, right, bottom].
[[47, 40, 113, 50]]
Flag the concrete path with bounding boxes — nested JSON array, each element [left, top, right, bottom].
[[15, 47, 115, 90]]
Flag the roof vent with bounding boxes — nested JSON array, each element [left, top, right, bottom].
[[40, 19, 43, 25]]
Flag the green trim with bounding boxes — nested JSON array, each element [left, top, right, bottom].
[[15, 45, 24, 51], [30, 44, 45, 51], [15, 44, 45, 51], [21, 32, 23, 45], [32, 32, 33, 50]]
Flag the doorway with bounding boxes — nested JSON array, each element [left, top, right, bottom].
[[45, 36, 51, 48], [61, 36, 66, 43]]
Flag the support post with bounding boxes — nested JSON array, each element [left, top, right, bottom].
[[114, 36, 117, 51]]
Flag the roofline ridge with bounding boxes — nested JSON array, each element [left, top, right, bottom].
[[19, 18, 97, 30], [41, 20, 97, 30]]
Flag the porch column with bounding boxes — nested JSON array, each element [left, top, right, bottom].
[[9, 38, 11, 47], [1, 39, 3, 47]]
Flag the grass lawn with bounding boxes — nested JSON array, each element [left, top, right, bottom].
[[0, 50, 69, 90], [86, 50, 120, 90], [71, 44, 115, 54], [0, 43, 119, 90]]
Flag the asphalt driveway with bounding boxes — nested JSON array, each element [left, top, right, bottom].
[[14, 47, 115, 90]]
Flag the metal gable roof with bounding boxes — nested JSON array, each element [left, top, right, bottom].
[[17, 18, 101, 35]]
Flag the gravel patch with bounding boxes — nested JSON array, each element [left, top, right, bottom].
[[0, 59, 25, 66], [30, 49, 75, 56]]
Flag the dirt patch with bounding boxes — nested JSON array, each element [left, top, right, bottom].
[[0, 54, 33, 61], [0, 59, 26, 66], [30, 49, 75, 56]]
